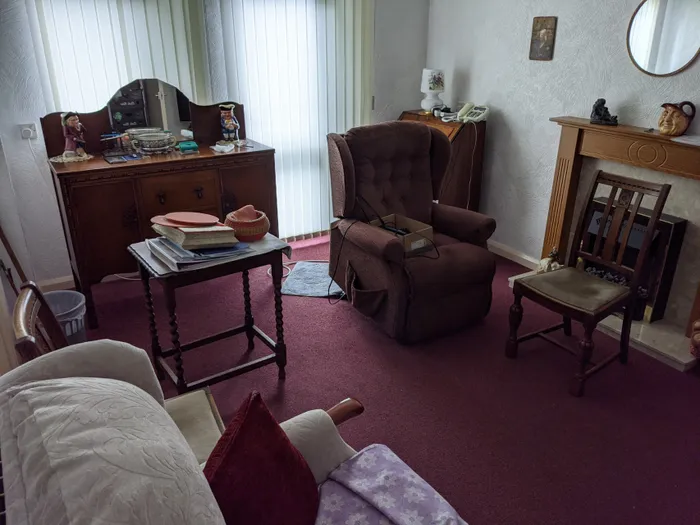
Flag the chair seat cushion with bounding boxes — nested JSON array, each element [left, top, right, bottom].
[[517, 267, 630, 315], [433, 232, 461, 247], [404, 241, 496, 296]]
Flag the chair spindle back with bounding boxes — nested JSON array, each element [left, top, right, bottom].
[[568, 171, 671, 289]]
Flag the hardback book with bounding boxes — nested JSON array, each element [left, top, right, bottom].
[[146, 237, 251, 272], [152, 223, 238, 250]]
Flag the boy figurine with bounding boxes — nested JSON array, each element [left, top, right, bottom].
[[219, 103, 240, 142], [62, 112, 87, 157]]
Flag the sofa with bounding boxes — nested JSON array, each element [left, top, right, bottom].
[[0, 339, 358, 524], [328, 121, 497, 343]]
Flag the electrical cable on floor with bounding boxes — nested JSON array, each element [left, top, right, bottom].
[[113, 273, 142, 281], [266, 259, 329, 278], [327, 219, 359, 305]]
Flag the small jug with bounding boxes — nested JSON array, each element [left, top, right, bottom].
[[658, 101, 696, 137]]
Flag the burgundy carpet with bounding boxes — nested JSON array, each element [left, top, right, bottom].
[[89, 237, 700, 525]]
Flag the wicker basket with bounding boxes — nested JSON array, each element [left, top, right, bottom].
[[224, 209, 270, 242]]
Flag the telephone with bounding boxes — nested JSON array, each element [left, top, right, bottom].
[[457, 102, 489, 123]]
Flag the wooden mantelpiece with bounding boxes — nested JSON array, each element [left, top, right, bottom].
[[542, 116, 700, 259]]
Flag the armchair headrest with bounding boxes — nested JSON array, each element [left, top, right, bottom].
[[327, 122, 450, 223]]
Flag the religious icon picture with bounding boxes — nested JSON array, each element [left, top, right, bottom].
[[529, 16, 557, 61]]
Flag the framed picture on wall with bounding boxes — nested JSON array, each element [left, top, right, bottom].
[[529, 16, 557, 61]]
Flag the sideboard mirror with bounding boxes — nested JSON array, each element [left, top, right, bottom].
[[627, 0, 700, 77], [40, 78, 246, 157], [108, 79, 191, 132]]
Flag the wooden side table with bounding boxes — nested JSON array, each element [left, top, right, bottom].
[[128, 235, 291, 394]]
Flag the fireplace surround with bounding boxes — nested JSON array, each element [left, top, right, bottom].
[[539, 116, 700, 370]]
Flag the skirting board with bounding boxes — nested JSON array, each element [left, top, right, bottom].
[[487, 240, 539, 270], [37, 275, 74, 292], [41, 242, 537, 293], [36, 272, 141, 292]]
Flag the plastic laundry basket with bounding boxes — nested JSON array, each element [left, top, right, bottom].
[[45, 290, 87, 345]]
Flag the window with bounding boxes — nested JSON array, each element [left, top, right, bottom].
[[32, 0, 374, 239]]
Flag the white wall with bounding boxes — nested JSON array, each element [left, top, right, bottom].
[[427, 0, 700, 259], [0, 2, 72, 284], [372, 0, 430, 122]]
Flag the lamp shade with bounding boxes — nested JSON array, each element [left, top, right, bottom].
[[420, 68, 445, 93]]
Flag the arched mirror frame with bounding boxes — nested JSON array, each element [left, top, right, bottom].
[[626, 0, 700, 77], [39, 78, 246, 158]]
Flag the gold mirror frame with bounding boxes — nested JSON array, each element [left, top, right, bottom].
[[626, 0, 700, 78]]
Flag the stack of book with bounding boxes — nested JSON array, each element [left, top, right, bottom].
[[147, 212, 252, 271], [146, 237, 252, 272], [152, 223, 239, 250]]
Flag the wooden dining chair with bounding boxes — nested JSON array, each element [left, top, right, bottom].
[[13, 281, 69, 364], [506, 171, 671, 396]]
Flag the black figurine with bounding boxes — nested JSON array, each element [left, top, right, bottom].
[[590, 98, 618, 126]]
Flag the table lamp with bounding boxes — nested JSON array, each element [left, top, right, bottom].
[[420, 68, 445, 112]]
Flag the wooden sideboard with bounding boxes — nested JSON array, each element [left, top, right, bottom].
[[398, 110, 486, 211], [50, 146, 277, 328]]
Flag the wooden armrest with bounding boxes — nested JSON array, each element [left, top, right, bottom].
[[326, 398, 364, 426]]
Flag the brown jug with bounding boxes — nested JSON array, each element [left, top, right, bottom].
[[658, 101, 696, 137]]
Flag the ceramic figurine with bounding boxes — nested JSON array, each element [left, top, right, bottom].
[[62, 112, 87, 157], [219, 103, 240, 143], [590, 99, 618, 126], [658, 101, 696, 137], [537, 248, 562, 274]]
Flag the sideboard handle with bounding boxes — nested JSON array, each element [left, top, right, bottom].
[[157, 192, 166, 205], [194, 186, 204, 199]]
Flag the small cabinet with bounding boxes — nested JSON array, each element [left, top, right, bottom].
[[399, 109, 486, 211], [70, 180, 141, 282]]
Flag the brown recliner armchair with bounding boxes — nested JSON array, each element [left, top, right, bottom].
[[328, 121, 497, 343]]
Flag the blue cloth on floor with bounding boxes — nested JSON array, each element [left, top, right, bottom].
[[281, 261, 342, 297]]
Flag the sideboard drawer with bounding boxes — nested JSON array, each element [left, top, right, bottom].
[[139, 170, 220, 218]]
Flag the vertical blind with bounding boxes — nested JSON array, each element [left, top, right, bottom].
[[31, 0, 211, 113], [32, 0, 374, 239], [204, 0, 374, 238]]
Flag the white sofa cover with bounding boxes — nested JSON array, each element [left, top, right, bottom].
[[0, 376, 225, 525], [0, 340, 356, 525]]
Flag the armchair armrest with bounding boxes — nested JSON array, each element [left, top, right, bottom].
[[0, 339, 165, 406], [431, 202, 496, 246], [335, 219, 405, 263], [326, 397, 365, 425], [280, 398, 364, 484]]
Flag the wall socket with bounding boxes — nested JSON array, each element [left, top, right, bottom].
[[19, 123, 37, 140]]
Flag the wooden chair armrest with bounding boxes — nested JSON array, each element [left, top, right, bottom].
[[326, 398, 364, 426]]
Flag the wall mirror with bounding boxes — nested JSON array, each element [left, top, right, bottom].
[[627, 0, 700, 76]]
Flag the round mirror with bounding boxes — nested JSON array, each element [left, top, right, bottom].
[[627, 0, 700, 77]]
